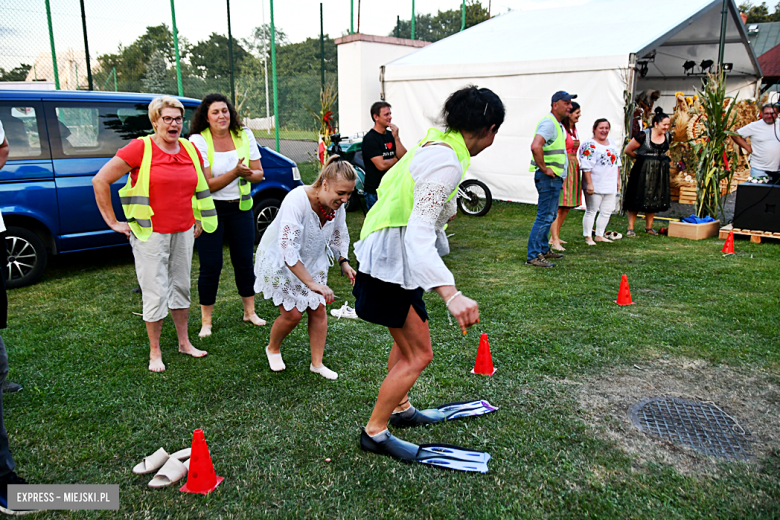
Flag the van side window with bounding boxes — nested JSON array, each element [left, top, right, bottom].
[[48, 102, 195, 159], [0, 104, 43, 160]]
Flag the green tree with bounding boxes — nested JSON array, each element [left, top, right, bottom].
[[189, 33, 249, 79], [141, 51, 169, 94], [392, 0, 490, 42], [739, 1, 780, 22], [0, 64, 32, 82], [242, 24, 290, 55], [97, 24, 187, 84]]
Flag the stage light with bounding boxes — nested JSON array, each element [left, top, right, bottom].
[[722, 62, 734, 72], [637, 61, 649, 77], [700, 59, 714, 73], [683, 60, 696, 75]]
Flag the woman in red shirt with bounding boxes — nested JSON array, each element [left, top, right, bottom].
[[93, 96, 210, 373]]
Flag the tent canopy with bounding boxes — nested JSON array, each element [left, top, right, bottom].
[[381, 0, 761, 204]]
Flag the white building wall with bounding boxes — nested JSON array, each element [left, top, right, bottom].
[[336, 34, 429, 137]]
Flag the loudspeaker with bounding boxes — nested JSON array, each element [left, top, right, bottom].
[[733, 183, 780, 232]]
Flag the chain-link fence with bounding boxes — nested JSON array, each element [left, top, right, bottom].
[[0, 0, 336, 170]]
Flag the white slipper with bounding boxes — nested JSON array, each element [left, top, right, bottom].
[[132, 447, 169, 475], [148, 458, 190, 488], [169, 448, 191, 461], [330, 302, 358, 319], [310, 364, 338, 380], [265, 345, 286, 372]]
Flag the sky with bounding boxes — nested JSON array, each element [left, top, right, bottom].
[[1, 0, 587, 70]]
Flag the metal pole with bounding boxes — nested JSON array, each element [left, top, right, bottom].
[[113, 67, 117, 91], [396, 15, 400, 38], [227, 0, 236, 104], [270, 0, 280, 152], [79, 0, 93, 90], [262, 0, 270, 134], [45, 0, 60, 90], [411, 0, 415, 40], [350, 0, 354, 34], [461, 0, 465, 31], [170, 0, 183, 96], [717, 0, 728, 71], [320, 3, 325, 92]]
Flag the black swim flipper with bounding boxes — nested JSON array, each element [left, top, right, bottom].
[[360, 428, 490, 473], [389, 399, 498, 428]]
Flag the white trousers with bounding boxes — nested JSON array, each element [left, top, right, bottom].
[[130, 227, 195, 322], [582, 193, 617, 238]]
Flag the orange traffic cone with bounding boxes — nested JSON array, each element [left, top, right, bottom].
[[180, 429, 224, 495], [615, 274, 635, 306], [721, 231, 735, 254], [471, 333, 496, 375]]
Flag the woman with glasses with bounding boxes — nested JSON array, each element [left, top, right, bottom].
[[189, 93, 266, 338], [93, 96, 216, 373], [254, 156, 356, 380]]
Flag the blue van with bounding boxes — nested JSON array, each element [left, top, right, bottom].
[[0, 90, 303, 288]]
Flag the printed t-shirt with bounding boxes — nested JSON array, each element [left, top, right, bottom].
[[362, 128, 397, 194], [737, 120, 780, 171], [116, 138, 202, 234], [534, 115, 568, 178]]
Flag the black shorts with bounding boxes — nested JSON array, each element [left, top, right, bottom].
[[352, 271, 428, 329]]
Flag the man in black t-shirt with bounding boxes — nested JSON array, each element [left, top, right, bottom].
[[362, 101, 407, 209]]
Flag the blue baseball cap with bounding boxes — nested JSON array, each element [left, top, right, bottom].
[[551, 91, 577, 103]]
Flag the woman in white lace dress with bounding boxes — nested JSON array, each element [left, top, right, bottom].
[[354, 86, 505, 459], [254, 157, 357, 380]]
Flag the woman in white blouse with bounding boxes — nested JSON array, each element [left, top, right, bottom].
[[254, 156, 356, 380], [354, 87, 505, 459], [189, 94, 266, 337], [579, 118, 621, 245]]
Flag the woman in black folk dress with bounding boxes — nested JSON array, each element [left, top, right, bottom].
[[623, 107, 672, 236]]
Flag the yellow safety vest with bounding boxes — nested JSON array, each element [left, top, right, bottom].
[[200, 127, 253, 210], [360, 129, 470, 241], [119, 136, 218, 241], [529, 113, 566, 176]]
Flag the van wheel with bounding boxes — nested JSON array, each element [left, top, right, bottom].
[[5, 226, 47, 289], [253, 198, 281, 243]]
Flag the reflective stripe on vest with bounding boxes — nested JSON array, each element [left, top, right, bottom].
[[200, 127, 253, 210], [528, 114, 566, 176], [118, 136, 217, 241], [359, 129, 470, 241]]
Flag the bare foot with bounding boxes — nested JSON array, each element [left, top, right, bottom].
[[243, 314, 267, 326], [198, 324, 212, 338], [559, 239, 567, 244], [594, 235, 613, 243], [550, 241, 566, 252], [179, 342, 208, 358], [149, 355, 166, 373], [585, 237, 597, 246]]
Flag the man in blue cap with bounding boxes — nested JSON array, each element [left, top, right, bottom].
[[526, 91, 576, 267]]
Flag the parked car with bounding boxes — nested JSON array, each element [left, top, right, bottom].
[[0, 90, 302, 288]]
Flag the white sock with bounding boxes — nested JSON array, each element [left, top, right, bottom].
[[265, 346, 285, 371], [369, 429, 389, 443], [310, 363, 338, 380]]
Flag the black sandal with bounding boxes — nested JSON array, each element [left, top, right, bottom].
[[645, 228, 658, 235]]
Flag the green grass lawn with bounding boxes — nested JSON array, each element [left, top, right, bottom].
[[4, 202, 779, 518]]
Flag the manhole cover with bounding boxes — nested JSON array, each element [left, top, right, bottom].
[[629, 397, 753, 461]]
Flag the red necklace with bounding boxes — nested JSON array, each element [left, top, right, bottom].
[[318, 203, 335, 221]]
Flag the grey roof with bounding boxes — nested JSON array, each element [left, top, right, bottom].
[[747, 21, 780, 56]]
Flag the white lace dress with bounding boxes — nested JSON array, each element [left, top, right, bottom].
[[354, 144, 460, 291], [254, 186, 350, 312]]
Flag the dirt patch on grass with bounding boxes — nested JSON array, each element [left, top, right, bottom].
[[575, 357, 780, 474]]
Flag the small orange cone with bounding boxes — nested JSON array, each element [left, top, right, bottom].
[[615, 274, 635, 306], [471, 333, 496, 375], [721, 231, 735, 254], [180, 429, 224, 495]]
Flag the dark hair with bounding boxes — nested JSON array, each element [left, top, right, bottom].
[[651, 106, 669, 127], [592, 118, 610, 131], [370, 101, 391, 122], [561, 101, 581, 130], [762, 103, 776, 112], [190, 93, 242, 137], [440, 86, 505, 135]]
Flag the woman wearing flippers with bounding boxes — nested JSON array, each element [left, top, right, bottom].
[[354, 86, 504, 459], [189, 93, 267, 338], [549, 102, 582, 251], [254, 156, 356, 380], [580, 118, 621, 245]]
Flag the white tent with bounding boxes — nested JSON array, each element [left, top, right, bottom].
[[381, 0, 762, 204]]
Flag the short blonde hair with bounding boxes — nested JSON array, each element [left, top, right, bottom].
[[312, 156, 357, 188], [148, 96, 185, 125]]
